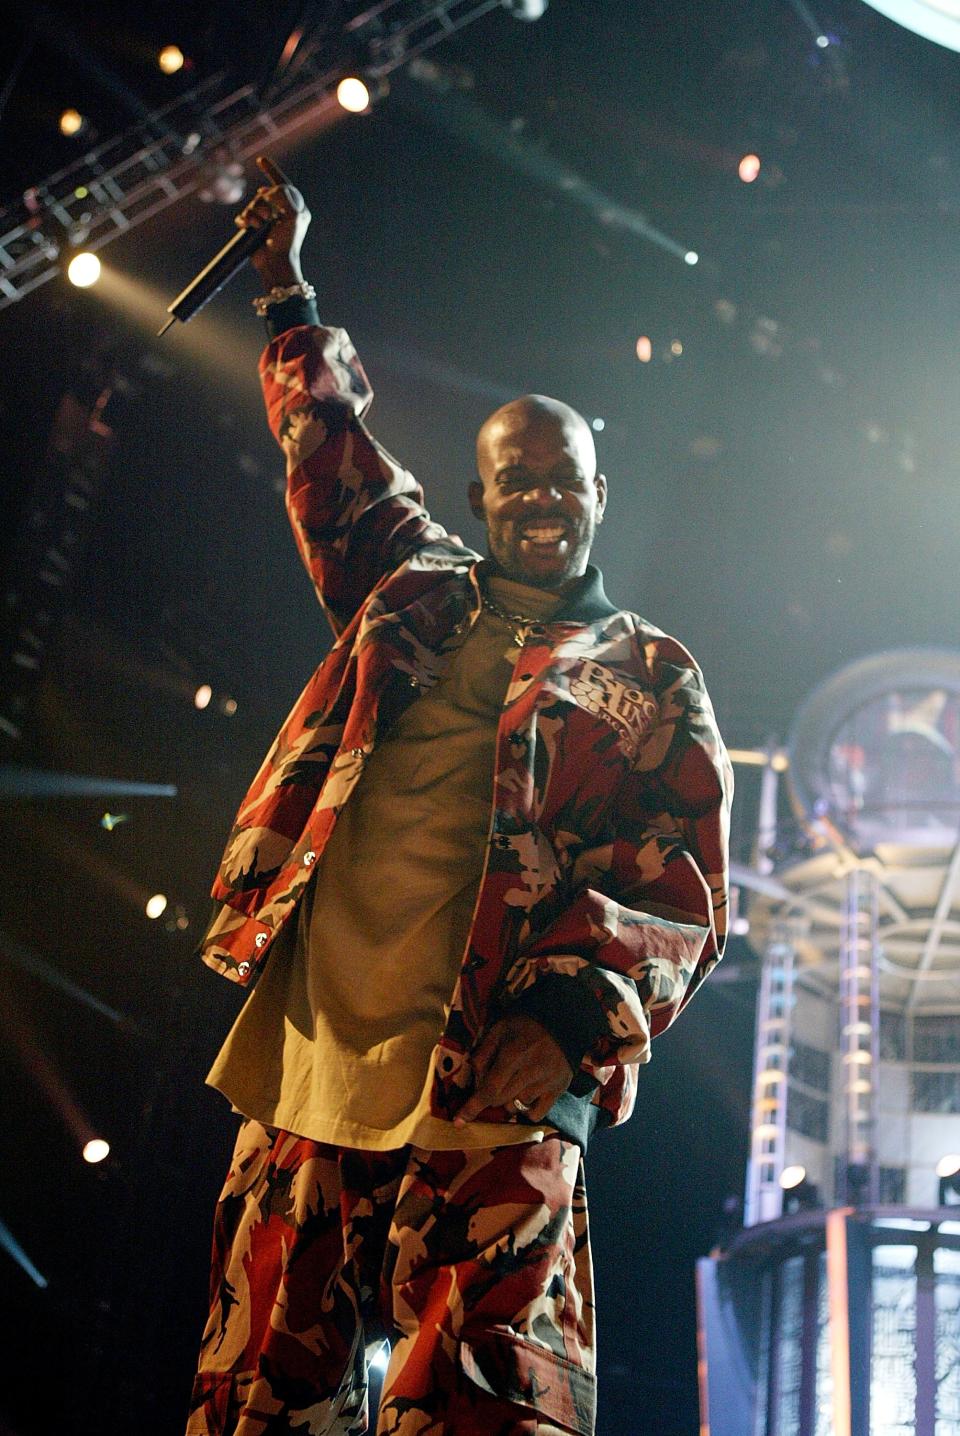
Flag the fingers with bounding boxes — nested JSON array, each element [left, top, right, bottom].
[[235, 156, 306, 232], [256, 154, 304, 212], [454, 1031, 512, 1125], [256, 154, 293, 187], [518, 1090, 558, 1124], [454, 1072, 561, 1127], [469, 1027, 501, 1084], [454, 1016, 573, 1127], [235, 195, 278, 229]]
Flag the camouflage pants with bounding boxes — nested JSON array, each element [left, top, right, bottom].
[[185, 1121, 595, 1436]]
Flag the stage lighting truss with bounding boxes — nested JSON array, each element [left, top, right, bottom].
[[0, 0, 505, 310]]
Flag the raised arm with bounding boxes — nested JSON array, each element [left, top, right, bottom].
[[239, 159, 452, 635]]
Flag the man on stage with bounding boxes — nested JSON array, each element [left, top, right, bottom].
[[186, 157, 732, 1436]]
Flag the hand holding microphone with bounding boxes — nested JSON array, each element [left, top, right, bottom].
[[239, 156, 312, 289], [158, 156, 312, 335]]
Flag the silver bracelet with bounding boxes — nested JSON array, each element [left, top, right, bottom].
[[252, 281, 317, 317]]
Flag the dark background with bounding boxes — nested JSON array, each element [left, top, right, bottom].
[[0, 2, 955, 1431]]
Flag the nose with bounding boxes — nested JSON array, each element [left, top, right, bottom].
[[522, 481, 563, 506]]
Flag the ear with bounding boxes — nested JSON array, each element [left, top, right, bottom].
[[594, 471, 608, 522], [468, 479, 486, 522]]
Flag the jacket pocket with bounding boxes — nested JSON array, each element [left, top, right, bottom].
[[458, 1324, 596, 1435]]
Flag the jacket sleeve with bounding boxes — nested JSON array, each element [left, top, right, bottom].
[[513, 655, 733, 1073], [260, 324, 449, 635]]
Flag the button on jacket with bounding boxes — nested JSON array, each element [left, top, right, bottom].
[[199, 323, 733, 1147]]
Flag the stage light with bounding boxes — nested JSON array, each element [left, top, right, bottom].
[[194, 683, 213, 710], [59, 107, 85, 137], [158, 45, 185, 74], [738, 153, 761, 183], [939, 1156, 960, 1205], [684, 250, 699, 266], [816, 33, 830, 47], [83, 1138, 110, 1164], [67, 252, 101, 288], [782, 1169, 821, 1213], [337, 77, 370, 113], [635, 335, 652, 363], [220, 696, 238, 716], [591, 418, 605, 432], [502, 0, 549, 17], [145, 893, 168, 920], [670, 340, 683, 356]]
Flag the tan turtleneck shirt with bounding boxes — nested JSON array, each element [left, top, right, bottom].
[[207, 574, 563, 1149]]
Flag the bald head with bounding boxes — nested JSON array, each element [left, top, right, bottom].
[[476, 394, 597, 482], [469, 393, 606, 592]]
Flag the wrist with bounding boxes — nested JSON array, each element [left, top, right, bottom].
[[254, 258, 304, 290], [252, 280, 316, 319]]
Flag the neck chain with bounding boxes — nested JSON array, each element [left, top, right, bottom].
[[480, 590, 545, 647]]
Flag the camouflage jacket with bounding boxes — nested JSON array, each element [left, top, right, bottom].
[[200, 323, 733, 1144]]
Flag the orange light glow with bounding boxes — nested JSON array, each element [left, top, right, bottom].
[[158, 46, 185, 75], [60, 108, 85, 137], [336, 77, 370, 113]]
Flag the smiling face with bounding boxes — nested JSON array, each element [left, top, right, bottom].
[[470, 396, 607, 592]]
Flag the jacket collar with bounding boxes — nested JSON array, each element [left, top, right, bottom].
[[473, 559, 619, 625]]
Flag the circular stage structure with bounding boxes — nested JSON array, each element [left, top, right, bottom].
[[700, 651, 960, 1436]]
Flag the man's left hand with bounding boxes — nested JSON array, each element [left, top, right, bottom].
[[454, 1013, 574, 1127]]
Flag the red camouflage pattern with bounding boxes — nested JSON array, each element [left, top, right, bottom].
[[198, 324, 733, 1133], [186, 1120, 594, 1436]]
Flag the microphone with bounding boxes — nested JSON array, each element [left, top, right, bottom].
[[157, 218, 275, 336]]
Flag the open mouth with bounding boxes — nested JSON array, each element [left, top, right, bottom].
[[518, 522, 569, 551]]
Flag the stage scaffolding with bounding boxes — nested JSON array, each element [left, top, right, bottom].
[[701, 649, 960, 1436], [0, 0, 504, 308]]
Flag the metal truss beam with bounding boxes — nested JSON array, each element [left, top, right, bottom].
[[0, 0, 502, 309]]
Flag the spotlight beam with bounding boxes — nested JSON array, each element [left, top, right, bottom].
[[400, 67, 698, 266], [0, 767, 177, 799], [2, 0, 518, 308], [362, 342, 517, 404], [0, 987, 98, 1150], [0, 931, 129, 1029], [783, 0, 828, 41], [782, 0, 845, 72], [0, 1217, 48, 1290]]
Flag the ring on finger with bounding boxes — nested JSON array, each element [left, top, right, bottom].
[[512, 1096, 531, 1113]]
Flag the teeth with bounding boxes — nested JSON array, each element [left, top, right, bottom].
[[522, 525, 566, 541]]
